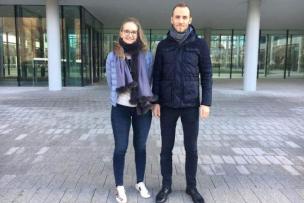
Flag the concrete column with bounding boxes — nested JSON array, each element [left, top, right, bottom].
[[243, 0, 261, 91], [46, 0, 62, 91]]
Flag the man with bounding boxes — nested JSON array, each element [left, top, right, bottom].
[[152, 3, 212, 203]]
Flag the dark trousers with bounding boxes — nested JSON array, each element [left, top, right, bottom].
[[160, 106, 199, 188], [111, 104, 152, 186]]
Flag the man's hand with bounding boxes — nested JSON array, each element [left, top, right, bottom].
[[152, 104, 161, 118], [199, 105, 210, 119]]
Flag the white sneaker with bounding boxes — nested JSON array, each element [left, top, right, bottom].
[[116, 186, 127, 203], [135, 182, 151, 198]]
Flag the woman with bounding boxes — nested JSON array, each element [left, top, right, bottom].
[[106, 17, 154, 203]]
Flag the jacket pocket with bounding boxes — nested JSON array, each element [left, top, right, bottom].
[[183, 47, 199, 65], [183, 80, 199, 104], [160, 81, 172, 103], [183, 48, 199, 75]]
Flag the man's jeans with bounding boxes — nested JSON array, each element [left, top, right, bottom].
[[111, 104, 152, 186], [160, 106, 199, 188]]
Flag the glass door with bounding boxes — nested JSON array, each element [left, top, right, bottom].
[[287, 31, 304, 78], [150, 29, 167, 54], [62, 6, 82, 86], [82, 26, 103, 84], [17, 6, 48, 86], [211, 30, 232, 78], [82, 24, 92, 85], [0, 6, 18, 85], [232, 31, 245, 78], [92, 29, 101, 82], [260, 31, 287, 78]]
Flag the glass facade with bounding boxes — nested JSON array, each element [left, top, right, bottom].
[[81, 7, 103, 85], [210, 29, 304, 79], [103, 29, 119, 62], [17, 6, 48, 86], [61, 6, 82, 86], [150, 29, 167, 53], [288, 31, 304, 78], [259, 30, 304, 78], [0, 5, 103, 86], [0, 6, 17, 85], [103, 28, 303, 79], [210, 30, 245, 78], [1, 5, 303, 87]]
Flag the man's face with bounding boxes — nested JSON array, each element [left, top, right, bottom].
[[171, 7, 192, 33]]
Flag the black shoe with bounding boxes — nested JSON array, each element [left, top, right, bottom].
[[155, 186, 171, 203], [186, 187, 205, 203]]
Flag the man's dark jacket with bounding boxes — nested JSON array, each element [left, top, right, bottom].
[[152, 25, 212, 108]]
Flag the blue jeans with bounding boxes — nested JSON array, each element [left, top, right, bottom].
[[111, 104, 152, 186], [160, 106, 199, 188]]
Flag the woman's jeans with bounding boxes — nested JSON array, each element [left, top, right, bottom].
[[111, 104, 152, 186]]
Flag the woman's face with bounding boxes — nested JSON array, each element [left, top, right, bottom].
[[120, 22, 138, 44]]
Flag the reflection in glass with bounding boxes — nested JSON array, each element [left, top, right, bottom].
[[211, 31, 232, 78], [103, 29, 119, 59], [268, 35, 286, 78], [232, 33, 245, 78], [0, 6, 18, 85], [259, 32, 286, 78], [287, 33, 304, 78], [210, 35, 221, 77], [82, 8, 103, 85], [17, 6, 48, 86], [1, 6, 304, 87], [61, 6, 81, 86], [150, 30, 167, 55]]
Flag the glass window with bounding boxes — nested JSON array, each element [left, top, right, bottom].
[[258, 34, 267, 77], [16, 6, 48, 86], [81, 7, 103, 85], [287, 31, 304, 78], [61, 6, 82, 86], [103, 29, 119, 58], [211, 30, 233, 78], [232, 31, 245, 78], [150, 29, 167, 54], [260, 31, 287, 78], [210, 34, 221, 78], [0, 6, 18, 85]]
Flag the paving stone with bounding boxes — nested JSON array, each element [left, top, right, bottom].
[[255, 156, 271, 165], [234, 156, 248, 165], [285, 141, 301, 148], [0, 175, 16, 188], [222, 155, 236, 164], [199, 164, 214, 175], [276, 156, 294, 165], [280, 188, 304, 203], [236, 165, 250, 175], [265, 155, 281, 165], [243, 155, 259, 164], [281, 165, 301, 176], [210, 155, 224, 164], [0, 80, 304, 203]]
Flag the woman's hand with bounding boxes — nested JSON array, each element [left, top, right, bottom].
[[152, 104, 161, 118]]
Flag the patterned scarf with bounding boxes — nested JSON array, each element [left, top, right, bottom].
[[115, 39, 155, 114], [169, 25, 193, 44]]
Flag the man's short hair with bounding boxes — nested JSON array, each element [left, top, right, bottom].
[[171, 2, 191, 17]]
